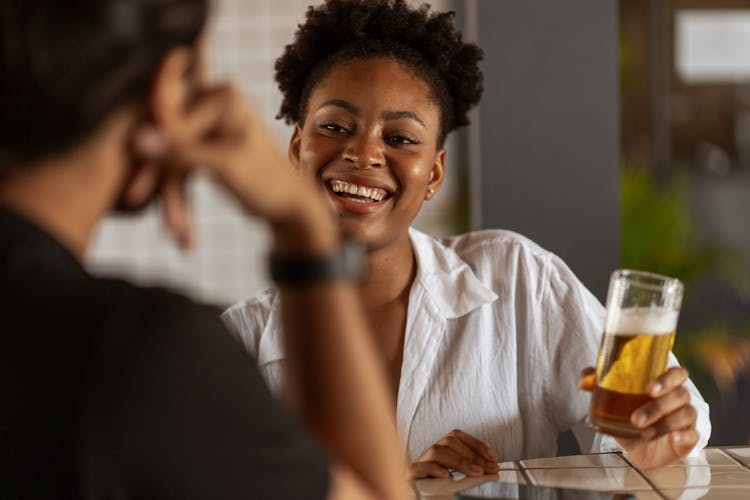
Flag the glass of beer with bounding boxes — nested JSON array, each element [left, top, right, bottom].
[[587, 269, 683, 438]]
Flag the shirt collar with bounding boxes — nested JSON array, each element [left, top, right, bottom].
[[408, 227, 498, 319]]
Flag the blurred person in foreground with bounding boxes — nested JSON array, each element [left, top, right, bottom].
[[0, 1, 407, 498], [222, 0, 711, 478]]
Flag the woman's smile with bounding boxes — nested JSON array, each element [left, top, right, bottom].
[[330, 180, 388, 203], [323, 173, 396, 214]]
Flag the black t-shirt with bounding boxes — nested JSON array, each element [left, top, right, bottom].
[[0, 206, 329, 499]]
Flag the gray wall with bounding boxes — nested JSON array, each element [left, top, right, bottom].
[[470, 0, 620, 301]]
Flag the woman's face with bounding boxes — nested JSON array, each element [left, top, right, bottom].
[[290, 56, 445, 251]]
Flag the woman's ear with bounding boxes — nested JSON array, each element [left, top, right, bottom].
[[288, 123, 303, 168], [425, 148, 446, 200]]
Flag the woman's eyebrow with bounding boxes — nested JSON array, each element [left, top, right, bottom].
[[318, 99, 360, 115], [317, 100, 426, 129], [382, 110, 426, 129]]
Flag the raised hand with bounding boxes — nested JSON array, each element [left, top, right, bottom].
[[410, 429, 499, 479], [128, 83, 333, 251], [121, 47, 334, 252], [164, 85, 321, 223]]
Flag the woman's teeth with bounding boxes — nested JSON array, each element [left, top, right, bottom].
[[330, 180, 387, 202]]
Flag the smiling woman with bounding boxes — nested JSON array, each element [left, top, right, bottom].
[[222, 0, 712, 478]]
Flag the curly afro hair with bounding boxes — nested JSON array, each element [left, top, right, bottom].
[[274, 0, 483, 146]]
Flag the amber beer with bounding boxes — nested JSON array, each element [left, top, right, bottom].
[[587, 270, 683, 438]]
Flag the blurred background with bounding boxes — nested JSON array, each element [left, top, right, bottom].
[[86, 0, 750, 445], [620, 0, 750, 445]]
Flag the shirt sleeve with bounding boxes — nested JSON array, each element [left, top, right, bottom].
[[81, 291, 329, 500], [541, 253, 606, 441]]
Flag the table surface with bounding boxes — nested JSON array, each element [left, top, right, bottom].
[[414, 446, 750, 499]]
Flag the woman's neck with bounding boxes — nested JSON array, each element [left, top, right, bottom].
[[359, 232, 415, 387], [360, 232, 417, 309]]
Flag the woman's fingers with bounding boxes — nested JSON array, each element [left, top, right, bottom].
[[410, 461, 451, 479], [579, 366, 596, 391], [631, 385, 691, 429], [419, 445, 485, 477], [441, 435, 484, 466], [646, 367, 689, 398], [411, 430, 499, 479], [443, 439, 497, 473], [611, 368, 699, 469], [445, 429, 498, 462], [640, 404, 698, 441], [669, 428, 699, 456], [630, 367, 697, 443], [578, 366, 689, 396]]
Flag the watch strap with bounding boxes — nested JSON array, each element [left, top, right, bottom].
[[269, 237, 365, 285]]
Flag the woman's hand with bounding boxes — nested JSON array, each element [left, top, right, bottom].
[[580, 366, 699, 469], [410, 429, 499, 479]]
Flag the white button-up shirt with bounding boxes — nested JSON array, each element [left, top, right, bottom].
[[222, 228, 711, 461]]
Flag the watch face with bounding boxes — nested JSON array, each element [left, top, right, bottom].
[[454, 483, 637, 500]]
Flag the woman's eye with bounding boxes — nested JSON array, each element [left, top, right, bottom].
[[320, 122, 347, 133], [387, 135, 418, 145]]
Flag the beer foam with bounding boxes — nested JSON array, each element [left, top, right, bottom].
[[605, 307, 678, 335]]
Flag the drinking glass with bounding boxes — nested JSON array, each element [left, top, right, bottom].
[[587, 269, 684, 438]]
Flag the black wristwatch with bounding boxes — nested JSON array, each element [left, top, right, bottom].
[[269, 236, 366, 285]]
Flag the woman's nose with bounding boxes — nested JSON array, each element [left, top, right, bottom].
[[342, 134, 385, 168]]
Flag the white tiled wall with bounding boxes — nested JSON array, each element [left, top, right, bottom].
[[87, 0, 461, 308]]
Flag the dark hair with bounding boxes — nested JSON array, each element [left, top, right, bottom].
[[275, 0, 483, 146], [0, 0, 208, 174]]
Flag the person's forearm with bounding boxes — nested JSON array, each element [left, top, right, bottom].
[[273, 202, 407, 499]]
